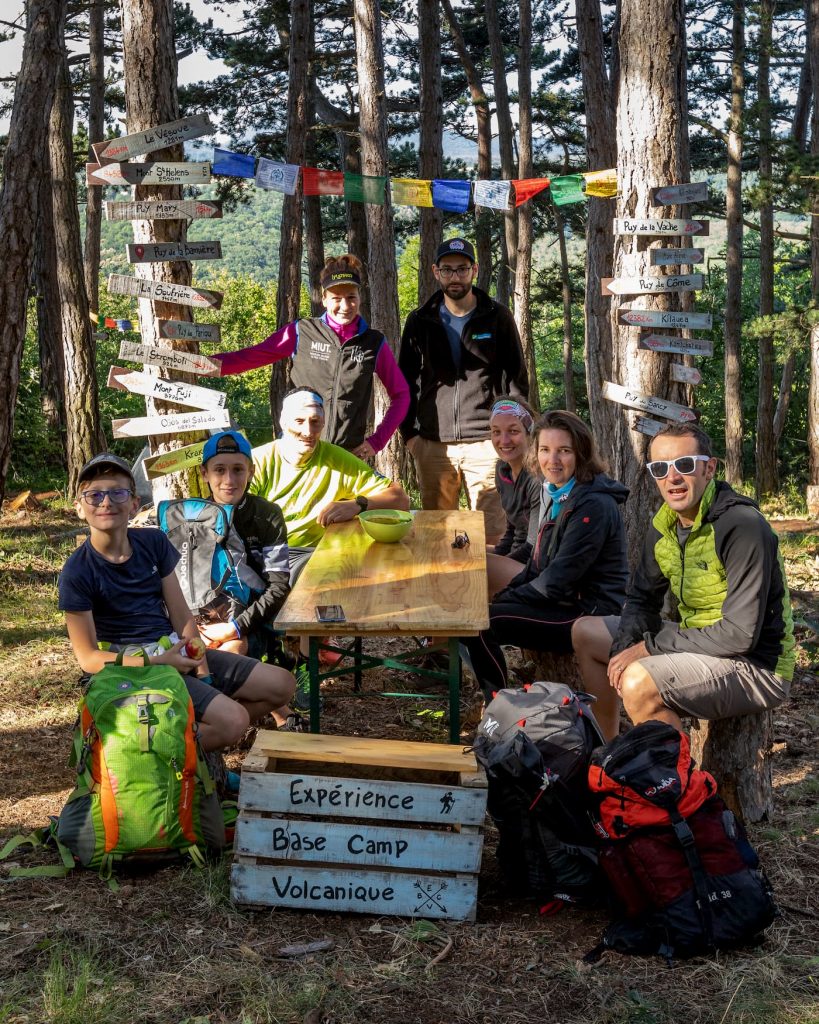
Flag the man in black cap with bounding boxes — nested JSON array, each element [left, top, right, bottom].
[[398, 238, 529, 542]]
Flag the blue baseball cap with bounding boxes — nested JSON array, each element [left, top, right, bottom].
[[201, 430, 252, 465]]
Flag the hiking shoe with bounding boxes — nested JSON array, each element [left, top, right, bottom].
[[292, 660, 323, 712], [280, 712, 307, 733], [224, 770, 241, 797]]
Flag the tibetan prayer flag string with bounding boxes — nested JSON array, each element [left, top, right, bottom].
[[302, 167, 345, 196], [432, 179, 472, 213], [512, 178, 551, 206], [549, 174, 586, 206], [343, 173, 387, 204], [582, 168, 617, 198], [212, 148, 255, 178], [256, 158, 300, 194], [474, 180, 512, 210], [391, 178, 434, 207]]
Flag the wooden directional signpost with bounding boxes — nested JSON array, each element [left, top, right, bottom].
[[119, 339, 220, 375], [107, 366, 226, 410], [126, 240, 222, 264], [650, 181, 709, 206], [633, 415, 666, 437], [158, 319, 221, 343], [92, 113, 214, 163], [112, 408, 230, 439], [613, 217, 709, 236], [618, 308, 713, 330], [109, 275, 223, 310], [105, 199, 223, 221], [602, 273, 703, 296], [670, 363, 703, 385], [143, 441, 208, 480], [87, 162, 211, 187], [639, 333, 714, 357], [602, 381, 698, 423], [650, 247, 704, 266]]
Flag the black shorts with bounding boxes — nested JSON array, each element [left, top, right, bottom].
[[185, 648, 258, 719]]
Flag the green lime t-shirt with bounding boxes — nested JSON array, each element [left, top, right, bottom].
[[250, 439, 391, 548]]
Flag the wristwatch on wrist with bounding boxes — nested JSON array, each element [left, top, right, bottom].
[[354, 495, 369, 513]]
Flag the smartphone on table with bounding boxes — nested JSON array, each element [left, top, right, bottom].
[[315, 604, 346, 623]]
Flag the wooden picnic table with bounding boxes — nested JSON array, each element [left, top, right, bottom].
[[274, 510, 489, 742]]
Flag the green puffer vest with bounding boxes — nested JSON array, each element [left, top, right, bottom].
[[652, 480, 727, 629]]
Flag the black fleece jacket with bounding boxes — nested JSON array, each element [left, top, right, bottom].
[[231, 493, 291, 636], [398, 286, 529, 443], [501, 473, 629, 614]]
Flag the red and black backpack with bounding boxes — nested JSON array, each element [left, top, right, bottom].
[[586, 720, 777, 962]]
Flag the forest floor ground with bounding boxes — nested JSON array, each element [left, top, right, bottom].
[[1, 496, 818, 1024]]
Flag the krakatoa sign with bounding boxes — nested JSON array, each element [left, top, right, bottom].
[[602, 381, 699, 422]]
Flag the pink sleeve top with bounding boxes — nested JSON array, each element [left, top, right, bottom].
[[367, 341, 410, 453], [212, 321, 298, 375]]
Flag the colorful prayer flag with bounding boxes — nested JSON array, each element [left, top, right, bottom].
[[432, 179, 472, 213], [582, 168, 617, 198], [474, 180, 512, 210], [302, 167, 344, 196], [390, 178, 433, 207], [212, 147, 256, 178], [117, 319, 134, 332], [512, 178, 551, 206], [256, 158, 300, 194], [343, 173, 387, 204], [549, 174, 586, 206]]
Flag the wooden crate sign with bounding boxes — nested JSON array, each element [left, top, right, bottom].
[[618, 308, 713, 330], [649, 247, 704, 266], [158, 319, 222, 343], [118, 339, 220, 375], [144, 441, 207, 479], [107, 366, 226, 410], [613, 218, 710, 236], [650, 182, 709, 206], [126, 240, 222, 263], [108, 274, 223, 310], [670, 364, 702, 385], [231, 732, 487, 922], [105, 199, 223, 221], [92, 113, 214, 162], [602, 381, 698, 422], [112, 408, 230, 439], [602, 273, 703, 296], [639, 334, 714, 357], [87, 161, 211, 187]]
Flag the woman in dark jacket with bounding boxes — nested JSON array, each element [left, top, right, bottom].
[[463, 410, 628, 737]]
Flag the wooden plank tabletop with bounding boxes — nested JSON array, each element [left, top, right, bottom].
[[246, 729, 481, 775], [274, 510, 488, 636]]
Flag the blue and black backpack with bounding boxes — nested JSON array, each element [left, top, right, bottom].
[[158, 498, 264, 624]]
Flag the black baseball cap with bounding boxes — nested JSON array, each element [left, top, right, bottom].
[[78, 453, 135, 486], [435, 238, 476, 264]]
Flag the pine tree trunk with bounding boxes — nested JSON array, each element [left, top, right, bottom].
[[304, 109, 325, 318], [689, 714, 773, 822], [553, 200, 576, 412], [755, 0, 777, 497], [50, 46, 103, 494], [119, 0, 204, 501], [609, 0, 689, 563], [84, 0, 105, 314], [0, 0, 64, 504], [808, 0, 819, 489], [575, 0, 618, 493], [485, 0, 516, 306], [35, 169, 66, 438], [723, 0, 744, 485], [353, 0, 402, 480], [417, 0, 443, 303], [773, 350, 796, 447]]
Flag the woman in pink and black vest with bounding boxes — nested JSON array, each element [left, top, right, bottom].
[[210, 254, 409, 460]]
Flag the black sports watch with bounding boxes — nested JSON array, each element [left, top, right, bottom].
[[354, 495, 369, 513]]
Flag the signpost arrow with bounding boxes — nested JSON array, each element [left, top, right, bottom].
[[638, 333, 714, 357], [126, 240, 222, 263], [670, 364, 702, 385], [617, 308, 713, 330], [92, 113, 214, 163], [632, 415, 666, 437], [143, 441, 208, 479], [118, 339, 221, 376], [602, 381, 699, 422], [108, 274, 223, 310], [602, 273, 703, 296], [650, 182, 709, 206], [649, 247, 705, 266], [614, 218, 710, 236], [107, 366, 226, 410], [112, 408, 230, 439], [158, 319, 222, 343], [105, 199, 223, 221], [87, 161, 211, 187]]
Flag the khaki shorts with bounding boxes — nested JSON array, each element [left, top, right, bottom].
[[409, 436, 505, 541], [603, 616, 790, 720]]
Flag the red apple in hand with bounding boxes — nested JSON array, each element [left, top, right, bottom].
[[184, 637, 207, 660]]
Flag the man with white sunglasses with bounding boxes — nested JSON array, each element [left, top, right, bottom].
[[572, 423, 794, 731]]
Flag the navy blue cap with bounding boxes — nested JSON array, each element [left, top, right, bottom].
[[435, 238, 476, 263], [202, 430, 252, 464]]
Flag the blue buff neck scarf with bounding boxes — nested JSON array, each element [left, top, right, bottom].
[[545, 477, 576, 520]]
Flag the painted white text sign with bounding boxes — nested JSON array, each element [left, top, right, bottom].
[[614, 218, 710, 236], [108, 274, 223, 309], [126, 240, 222, 263], [639, 334, 714, 357], [670, 364, 703, 385], [87, 161, 211, 187], [112, 408, 230, 438], [158, 319, 221, 343], [92, 113, 214, 162], [118, 339, 220, 375], [618, 309, 713, 330], [602, 273, 704, 296], [105, 199, 223, 221], [649, 247, 705, 266], [107, 366, 226, 410], [602, 381, 698, 422], [650, 182, 709, 206]]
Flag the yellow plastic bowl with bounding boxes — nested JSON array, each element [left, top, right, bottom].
[[358, 509, 414, 543]]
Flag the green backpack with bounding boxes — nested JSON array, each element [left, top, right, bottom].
[[4, 655, 226, 880]]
